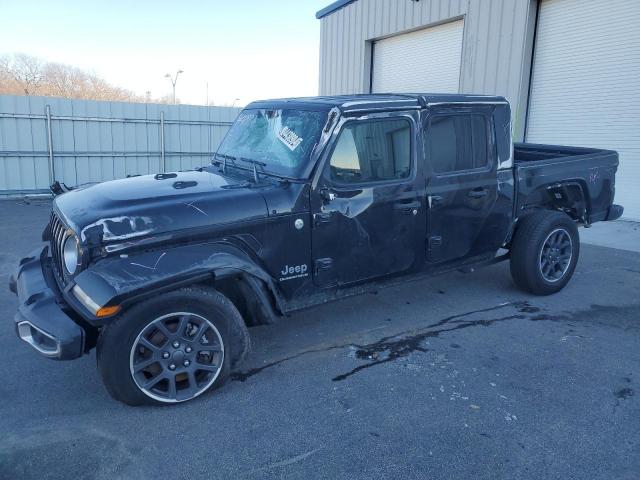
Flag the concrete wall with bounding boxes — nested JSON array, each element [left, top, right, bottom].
[[318, 0, 538, 140], [0, 95, 241, 193]]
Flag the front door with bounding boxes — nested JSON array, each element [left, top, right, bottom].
[[423, 108, 503, 263], [311, 114, 425, 287]]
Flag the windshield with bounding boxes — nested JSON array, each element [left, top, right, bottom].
[[216, 108, 327, 178]]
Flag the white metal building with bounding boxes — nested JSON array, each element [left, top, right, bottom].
[[316, 0, 640, 219]]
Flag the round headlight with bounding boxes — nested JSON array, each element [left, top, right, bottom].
[[63, 235, 79, 275]]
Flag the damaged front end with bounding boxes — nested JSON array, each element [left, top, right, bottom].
[[10, 246, 88, 360], [10, 166, 290, 360]]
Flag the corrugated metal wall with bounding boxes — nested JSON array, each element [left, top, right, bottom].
[[0, 95, 240, 193], [318, 0, 537, 139]]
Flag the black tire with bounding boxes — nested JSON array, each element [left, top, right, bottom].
[[510, 210, 580, 295], [97, 286, 250, 406]]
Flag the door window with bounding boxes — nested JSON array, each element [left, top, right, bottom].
[[329, 119, 411, 184], [426, 114, 489, 174]]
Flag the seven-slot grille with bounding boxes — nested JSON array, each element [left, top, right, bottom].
[[49, 212, 68, 284]]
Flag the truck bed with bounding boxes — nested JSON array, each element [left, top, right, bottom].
[[513, 143, 620, 223], [514, 143, 617, 165]]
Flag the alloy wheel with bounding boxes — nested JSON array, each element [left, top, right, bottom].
[[538, 228, 573, 283], [129, 312, 224, 403]]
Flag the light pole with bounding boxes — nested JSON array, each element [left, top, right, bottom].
[[164, 70, 183, 104]]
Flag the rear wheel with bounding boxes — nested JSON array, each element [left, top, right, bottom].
[[510, 210, 580, 295], [97, 286, 249, 406]]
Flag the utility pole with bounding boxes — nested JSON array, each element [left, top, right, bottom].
[[164, 70, 183, 104]]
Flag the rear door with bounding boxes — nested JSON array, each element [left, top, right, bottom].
[[311, 113, 426, 287], [423, 108, 502, 263]]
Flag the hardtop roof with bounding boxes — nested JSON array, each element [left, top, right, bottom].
[[246, 93, 508, 114]]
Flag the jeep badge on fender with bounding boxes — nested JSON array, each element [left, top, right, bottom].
[[280, 264, 309, 281]]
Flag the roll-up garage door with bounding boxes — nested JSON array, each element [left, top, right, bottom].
[[526, 0, 640, 219], [371, 20, 464, 94]]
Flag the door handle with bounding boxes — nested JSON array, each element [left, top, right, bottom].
[[394, 200, 421, 211], [428, 195, 443, 208], [468, 188, 488, 199]]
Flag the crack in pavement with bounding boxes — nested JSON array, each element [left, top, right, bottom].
[[230, 343, 348, 382], [231, 301, 534, 383], [244, 447, 323, 476]]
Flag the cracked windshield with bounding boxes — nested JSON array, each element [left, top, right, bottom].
[[216, 108, 327, 177]]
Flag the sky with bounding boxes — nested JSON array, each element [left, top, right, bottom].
[[0, 0, 329, 106]]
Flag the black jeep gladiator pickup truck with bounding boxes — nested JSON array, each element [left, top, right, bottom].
[[9, 94, 623, 405]]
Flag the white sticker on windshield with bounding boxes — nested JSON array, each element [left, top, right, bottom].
[[278, 126, 303, 151]]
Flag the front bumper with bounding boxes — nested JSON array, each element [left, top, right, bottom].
[[9, 246, 85, 360]]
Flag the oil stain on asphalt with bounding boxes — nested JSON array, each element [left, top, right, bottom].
[[615, 387, 634, 400]]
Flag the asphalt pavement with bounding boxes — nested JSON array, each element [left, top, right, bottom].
[[0, 199, 638, 480]]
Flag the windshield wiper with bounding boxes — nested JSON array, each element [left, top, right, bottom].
[[214, 152, 263, 181], [236, 157, 268, 183], [213, 153, 237, 174], [214, 152, 296, 183]]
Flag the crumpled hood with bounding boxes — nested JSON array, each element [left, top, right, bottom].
[[54, 169, 268, 246]]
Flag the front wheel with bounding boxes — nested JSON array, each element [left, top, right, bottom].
[[510, 210, 580, 295], [97, 286, 250, 406]]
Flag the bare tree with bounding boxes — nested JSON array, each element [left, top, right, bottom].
[[0, 54, 25, 95], [0, 53, 176, 104], [9, 53, 44, 95], [42, 62, 80, 98]]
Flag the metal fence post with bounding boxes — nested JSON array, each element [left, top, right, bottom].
[[160, 111, 166, 173], [45, 104, 55, 184]]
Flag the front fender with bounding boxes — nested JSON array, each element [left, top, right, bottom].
[[73, 242, 284, 324]]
